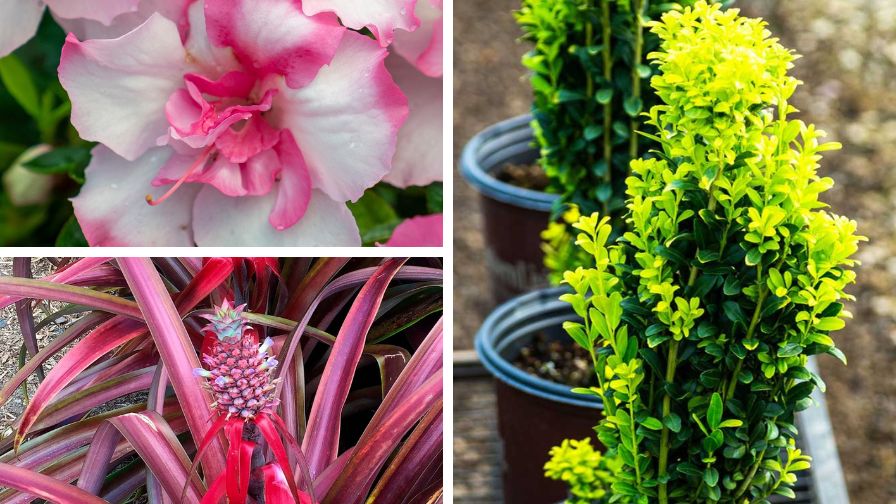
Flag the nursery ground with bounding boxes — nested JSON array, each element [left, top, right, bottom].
[[453, 0, 896, 501]]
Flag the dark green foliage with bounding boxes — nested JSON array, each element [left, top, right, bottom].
[[517, 0, 705, 218]]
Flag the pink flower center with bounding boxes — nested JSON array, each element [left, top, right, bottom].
[[148, 71, 287, 204]]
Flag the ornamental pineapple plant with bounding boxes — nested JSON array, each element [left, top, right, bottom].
[[194, 300, 279, 419], [516, 0, 728, 281], [552, 2, 864, 503]]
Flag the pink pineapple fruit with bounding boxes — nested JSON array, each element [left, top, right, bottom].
[[194, 300, 279, 419]]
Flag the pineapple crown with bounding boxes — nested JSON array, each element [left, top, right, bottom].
[[199, 299, 249, 341]]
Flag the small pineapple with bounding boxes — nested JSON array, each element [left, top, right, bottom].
[[194, 300, 279, 419]]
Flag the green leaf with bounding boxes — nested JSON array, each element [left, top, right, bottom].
[[624, 95, 643, 117], [663, 413, 681, 433], [636, 64, 652, 79], [0, 54, 41, 118], [425, 183, 443, 214], [23, 146, 91, 182], [347, 189, 401, 245], [641, 417, 663, 430], [55, 215, 88, 247], [722, 301, 748, 327], [595, 88, 613, 104], [703, 467, 719, 487], [584, 125, 604, 141], [707, 393, 722, 430]]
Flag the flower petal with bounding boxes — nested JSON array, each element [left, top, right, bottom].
[[59, 14, 186, 161], [273, 31, 408, 202], [302, 0, 418, 46], [0, 0, 44, 57], [44, 0, 139, 25], [53, 0, 191, 43], [392, 0, 442, 77], [383, 54, 442, 188], [204, 0, 344, 87], [269, 132, 311, 231], [192, 188, 360, 246], [73, 146, 200, 246], [382, 214, 442, 246]]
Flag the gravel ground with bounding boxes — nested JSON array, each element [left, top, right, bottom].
[[0, 258, 76, 437], [454, 0, 896, 501]]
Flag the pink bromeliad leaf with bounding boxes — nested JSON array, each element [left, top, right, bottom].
[[0, 462, 109, 504], [60, 0, 409, 246], [302, 0, 419, 46]]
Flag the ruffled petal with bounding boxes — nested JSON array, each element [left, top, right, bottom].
[[382, 214, 442, 246], [269, 132, 311, 230], [273, 31, 408, 202], [53, 0, 191, 42], [383, 54, 442, 188], [204, 0, 344, 87], [302, 0, 418, 46], [44, 0, 139, 25], [59, 14, 187, 161], [183, 0, 238, 77], [73, 146, 200, 246], [392, 0, 442, 77], [0, 0, 44, 57], [192, 188, 360, 246]]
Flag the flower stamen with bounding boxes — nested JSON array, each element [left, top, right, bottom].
[[145, 145, 216, 206]]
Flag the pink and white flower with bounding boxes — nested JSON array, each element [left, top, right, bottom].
[[60, 0, 409, 245]]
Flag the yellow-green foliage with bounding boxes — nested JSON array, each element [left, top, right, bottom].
[[544, 438, 620, 504], [559, 2, 864, 502]]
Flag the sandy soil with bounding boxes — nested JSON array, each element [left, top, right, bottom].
[[454, 0, 896, 501]]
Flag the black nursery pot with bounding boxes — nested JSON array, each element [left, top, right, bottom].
[[475, 287, 602, 504], [460, 115, 558, 304]]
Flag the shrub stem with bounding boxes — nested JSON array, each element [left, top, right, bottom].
[[658, 339, 679, 504]]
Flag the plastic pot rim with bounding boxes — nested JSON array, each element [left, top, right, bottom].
[[475, 287, 603, 410], [459, 114, 559, 212]]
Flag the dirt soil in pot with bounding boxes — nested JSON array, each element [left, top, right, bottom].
[[495, 162, 550, 191], [455, 0, 896, 502], [512, 333, 596, 389]]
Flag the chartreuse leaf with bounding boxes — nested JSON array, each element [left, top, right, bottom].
[[0, 54, 40, 118]]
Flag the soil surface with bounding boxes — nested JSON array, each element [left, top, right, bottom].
[[454, 0, 896, 502], [512, 333, 595, 388], [495, 163, 549, 191]]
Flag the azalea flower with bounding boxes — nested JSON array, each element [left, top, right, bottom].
[[60, 0, 409, 245], [0, 0, 188, 56]]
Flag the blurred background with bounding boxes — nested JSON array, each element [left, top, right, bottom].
[[454, 0, 896, 501]]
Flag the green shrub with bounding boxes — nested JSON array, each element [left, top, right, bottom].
[[558, 2, 863, 502], [517, 0, 722, 280], [545, 438, 621, 504]]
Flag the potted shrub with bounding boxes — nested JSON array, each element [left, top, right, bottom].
[[476, 2, 862, 502], [549, 2, 861, 502], [0, 257, 443, 503], [461, 0, 714, 302]]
